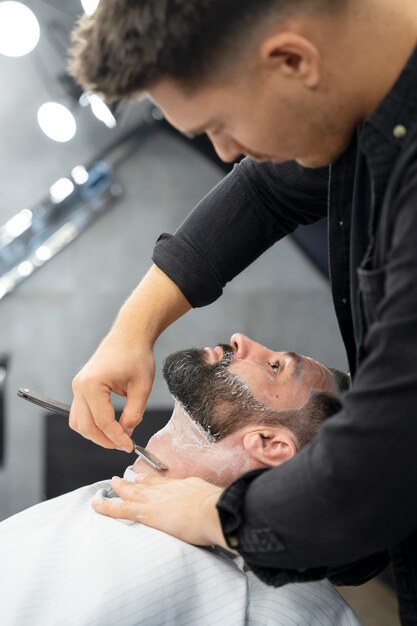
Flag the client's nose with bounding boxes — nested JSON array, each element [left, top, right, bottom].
[[230, 333, 261, 359]]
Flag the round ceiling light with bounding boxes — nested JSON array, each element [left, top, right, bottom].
[[0, 2, 40, 57], [37, 102, 77, 143]]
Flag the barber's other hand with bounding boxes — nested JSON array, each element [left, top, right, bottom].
[[92, 475, 231, 550], [70, 334, 155, 452]]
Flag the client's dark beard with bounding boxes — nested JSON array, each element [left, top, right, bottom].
[[162, 344, 265, 439]]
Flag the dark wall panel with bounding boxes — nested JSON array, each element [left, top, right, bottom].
[[45, 408, 170, 499]]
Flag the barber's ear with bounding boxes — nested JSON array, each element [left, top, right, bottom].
[[259, 33, 321, 88], [242, 428, 298, 467]]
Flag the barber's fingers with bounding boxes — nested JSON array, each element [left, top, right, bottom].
[[86, 388, 134, 452], [107, 475, 217, 506], [92, 476, 226, 548], [92, 477, 157, 523], [92, 496, 147, 523], [111, 475, 170, 494], [70, 386, 132, 452], [70, 340, 156, 450], [104, 476, 177, 509], [69, 393, 115, 449], [119, 381, 152, 437], [119, 353, 155, 436]]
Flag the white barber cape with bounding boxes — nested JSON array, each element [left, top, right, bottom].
[[0, 468, 361, 626]]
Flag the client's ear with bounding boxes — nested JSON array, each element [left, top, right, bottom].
[[242, 427, 298, 467]]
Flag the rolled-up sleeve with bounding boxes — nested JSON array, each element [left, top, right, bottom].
[[153, 158, 329, 307]]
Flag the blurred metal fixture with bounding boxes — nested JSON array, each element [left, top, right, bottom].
[[0, 160, 119, 300], [0, 354, 10, 467], [0, 105, 161, 301]]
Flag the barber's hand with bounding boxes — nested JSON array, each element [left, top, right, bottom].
[[70, 334, 155, 452], [70, 264, 191, 451], [92, 474, 232, 550]]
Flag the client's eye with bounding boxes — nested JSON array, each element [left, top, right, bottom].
[[270, 362, 280, 373]]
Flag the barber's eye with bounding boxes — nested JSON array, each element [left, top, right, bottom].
[[270, 362, 280, 373]]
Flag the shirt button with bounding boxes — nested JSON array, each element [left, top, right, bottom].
[[339, 221, 344, 227], [342, 298, 348, 304], [228, 535, 239, 548], [393, 124, 407, 139]]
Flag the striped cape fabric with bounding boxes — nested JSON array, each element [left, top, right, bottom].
[[0, 470, 361, 625]]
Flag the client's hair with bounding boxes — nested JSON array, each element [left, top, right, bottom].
[[163, 346, 349, 450]]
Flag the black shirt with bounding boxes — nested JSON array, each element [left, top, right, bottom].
[[153, 45, 417, 625]]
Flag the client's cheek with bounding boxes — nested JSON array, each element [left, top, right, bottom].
[[145, 432, 170, 459], [142, 430, 222, 482]]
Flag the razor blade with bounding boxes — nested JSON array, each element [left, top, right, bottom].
[[17, 387, 168, 471]]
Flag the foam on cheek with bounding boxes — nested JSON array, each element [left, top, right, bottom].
[[156, 401, 215, 450], [210, 438, 252, 484], [151, 401, 250, 486]]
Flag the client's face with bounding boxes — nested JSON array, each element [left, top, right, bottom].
[[215, 333, 339, 411], [131, 333, 340, 486]]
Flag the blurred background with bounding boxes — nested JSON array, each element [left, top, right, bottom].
[[0, 2, 397, 623]]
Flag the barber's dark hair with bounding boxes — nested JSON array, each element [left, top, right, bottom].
[[69, 0, 347, 101], [163, 347, 349, 450]]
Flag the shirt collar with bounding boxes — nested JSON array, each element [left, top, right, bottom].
[[362, 44, 417, 151]]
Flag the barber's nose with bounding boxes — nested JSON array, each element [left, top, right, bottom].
[[207, 131, 242, 163], [230, 333, 263, 359]]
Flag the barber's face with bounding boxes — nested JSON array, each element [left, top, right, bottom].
[[148, 73, 355, 168]]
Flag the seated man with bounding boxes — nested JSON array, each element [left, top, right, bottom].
[[0, 333, 359, 626]]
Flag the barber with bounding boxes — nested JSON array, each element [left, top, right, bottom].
[[69, 1, 417, 622]]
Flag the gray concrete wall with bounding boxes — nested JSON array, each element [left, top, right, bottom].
[[0, 129, 347, 521]]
